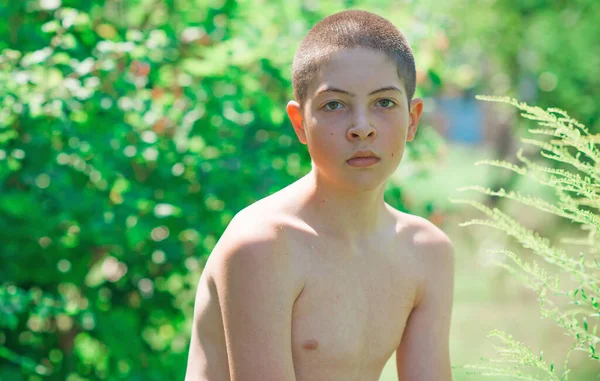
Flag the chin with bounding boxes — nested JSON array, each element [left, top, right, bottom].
[[312, 163, 389, 191], [341, 172, 388, 192]]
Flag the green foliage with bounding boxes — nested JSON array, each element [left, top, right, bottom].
[[466, 329, 562, 381], [453, 96, 600, 380], [422, 0, 600, 132], [0, 1, 312, 379], [0, 1, 445, 379]]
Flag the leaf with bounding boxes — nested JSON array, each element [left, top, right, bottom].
[[0, 193, 38, 217], [0, 129, 17, 144]]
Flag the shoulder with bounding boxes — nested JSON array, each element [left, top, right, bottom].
[[411, 215, 454, 257], [390, 209, 455, 304], [410, 215, 454, 285], [208, 206, 287, 264], [205, 200, 304, 292], [390, 208, 454, 258]]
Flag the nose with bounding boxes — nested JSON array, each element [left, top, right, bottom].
[[347, 112, 376, 141]]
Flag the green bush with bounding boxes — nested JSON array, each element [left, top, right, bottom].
[[0, 2, 312, 379], [454, 96, 600, 380], [0, 2, 445, 379]]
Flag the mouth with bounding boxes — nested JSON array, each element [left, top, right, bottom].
[[347, 150, 380, 167], [348, 150, 380, 160]]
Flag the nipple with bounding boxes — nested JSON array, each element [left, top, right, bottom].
[[302, 339, 319, 350]]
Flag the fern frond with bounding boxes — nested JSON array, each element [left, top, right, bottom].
[[465, 96, 600, 379], [472, 158, 528, 175], [450, 197, 600, 289], [528, 128, 564, 137], [448, 198, 494, 216], [522, 138, 600, 176], [513, 150, 600, 198], [490, 249, 561, 293], [462, 329, 562, 381], [538, 300, 600, 348], [463, 364, 548, 381], [457, 185, 598, 227]]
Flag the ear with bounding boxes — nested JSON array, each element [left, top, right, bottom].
[[406, 98, 424, 142], [286, 100, 307, 145]]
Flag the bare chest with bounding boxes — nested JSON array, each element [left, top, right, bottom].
[[290, 238, 420, 380]]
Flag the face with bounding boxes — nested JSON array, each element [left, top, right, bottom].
[[287, 47, 423, 191]]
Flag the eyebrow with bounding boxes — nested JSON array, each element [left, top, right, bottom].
[[316, 86, 403, 97]]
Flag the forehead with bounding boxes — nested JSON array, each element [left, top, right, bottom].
[[308, 47, 405, 97]]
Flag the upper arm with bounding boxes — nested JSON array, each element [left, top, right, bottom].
[[396, 225, 455, 381], [213, 229, 299, 381]]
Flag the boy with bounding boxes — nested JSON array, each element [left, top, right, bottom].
[[185, 9, 454, 381]]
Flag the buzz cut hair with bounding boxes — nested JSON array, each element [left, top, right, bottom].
[[292, 10, 416, 108]]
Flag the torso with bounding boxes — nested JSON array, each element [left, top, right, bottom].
[[288, 224, 420, 380], [186, 192, 424, 381]]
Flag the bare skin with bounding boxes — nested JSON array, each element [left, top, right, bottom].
[[185, 47, 454, 380]]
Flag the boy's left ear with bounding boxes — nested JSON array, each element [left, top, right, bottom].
[[287, 100, 308, 145], [407, 98, 424, 142]]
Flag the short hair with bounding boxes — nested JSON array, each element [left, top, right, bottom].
[[292, 10, 416, 108]]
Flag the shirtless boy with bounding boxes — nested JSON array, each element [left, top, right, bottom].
[[185, 9, 454, 381]]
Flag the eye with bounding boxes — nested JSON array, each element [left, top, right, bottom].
[[323, 101, 344, 111], [376, 98, 397, 108]]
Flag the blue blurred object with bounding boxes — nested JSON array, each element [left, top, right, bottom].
[[436, 96, 484, 144]]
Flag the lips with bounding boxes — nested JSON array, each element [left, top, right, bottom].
[[347, 150, 380, 167], [348, 150, 380, 160]]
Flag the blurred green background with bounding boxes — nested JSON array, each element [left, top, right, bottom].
[[1, 0, 599, 380]]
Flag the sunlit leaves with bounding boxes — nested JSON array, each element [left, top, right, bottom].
[[0, 0, 430, 379], [455, 97, 600, 379]]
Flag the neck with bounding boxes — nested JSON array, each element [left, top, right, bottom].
[[294, 168, 390, 242]]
